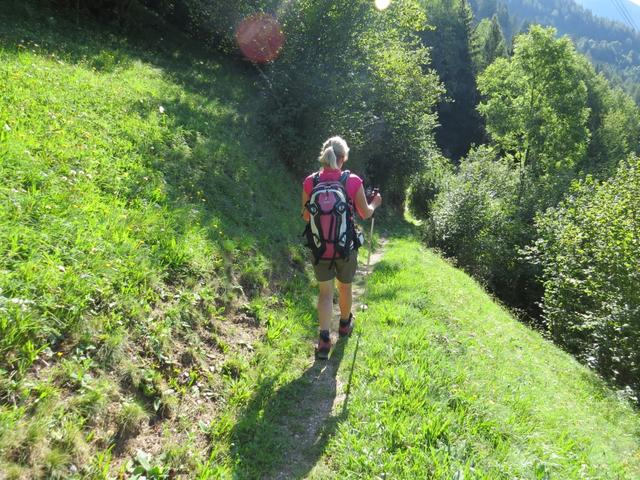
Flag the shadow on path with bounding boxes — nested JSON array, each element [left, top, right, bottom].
[[230, 335, 361, 479]]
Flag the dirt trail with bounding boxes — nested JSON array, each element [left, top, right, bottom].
[[269, 239, 387, 480]]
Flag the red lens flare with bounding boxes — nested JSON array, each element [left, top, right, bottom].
[[235, 14, 284, 64]]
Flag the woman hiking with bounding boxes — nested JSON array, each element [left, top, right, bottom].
[[302, 136, 382, 359]]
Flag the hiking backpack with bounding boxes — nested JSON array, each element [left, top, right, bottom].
[[304, 170, 358, 266]]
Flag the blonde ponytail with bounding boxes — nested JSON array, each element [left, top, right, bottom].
[[318, 136, 349, 170], [320, 146, 338, 169]]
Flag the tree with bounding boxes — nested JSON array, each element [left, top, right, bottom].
[[262, 0, 443, 205], [477, 26, 590, 188], [473, 14, 507, 72], [420, 0, 484, 160]]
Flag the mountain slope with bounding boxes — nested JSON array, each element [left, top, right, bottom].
[[0, 5, 310, 477], [470, 0, 640, 102], [575, 0, 640, 30]]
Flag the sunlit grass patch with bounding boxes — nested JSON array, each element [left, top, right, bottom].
[[320, 238, 640, 478], [0, 4, 307, 476]]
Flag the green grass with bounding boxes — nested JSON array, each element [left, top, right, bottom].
[[323, 238, 640, 478], [0, 10, 298, 376], [0, 4, 308, 477], [2, 4, 639, 479], [216, 237, 640, 479]]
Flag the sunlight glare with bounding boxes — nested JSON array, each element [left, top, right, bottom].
[[235, 13, 284, 64], [375, 0, 391, 11]]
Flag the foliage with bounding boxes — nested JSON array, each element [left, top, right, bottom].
[[529, 156, 640, 397], [44, 0, 270, 52], [478, 26, 590, 184], [406, 154, 454, 220], [424, 15, 640, 398], [481, 35, 639, 180], [425, 147, 538, 306], [126, 450, 170, 479], [421, 0, 485, 160], [260, 0, 443, 205], [162, 0, 276, 53], [428, 24, 639, 314], [473, 14, 508, 71], [470, 0, 640, 104], [580, 76, 640, 176]]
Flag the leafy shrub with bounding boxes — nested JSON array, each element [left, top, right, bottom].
[[425, 147, 537, 306], [529, 156, 640, 397], [407, 155, 453, 220], [259, 0, 442, 203]]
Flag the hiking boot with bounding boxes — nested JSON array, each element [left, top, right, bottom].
[[315, 330, 331, 360], [338, 313, 354, 338]]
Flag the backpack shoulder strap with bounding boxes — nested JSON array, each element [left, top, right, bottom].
[[312, 172, 321, 187], [339, 170, 350, 187]]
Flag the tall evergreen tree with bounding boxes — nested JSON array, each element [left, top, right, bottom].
[[474, 14, 508, 71]]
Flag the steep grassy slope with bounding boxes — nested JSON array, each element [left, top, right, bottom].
[[0, 6, 311, 478], [223, 238, 640, 479], [575, 0, 640, 30]]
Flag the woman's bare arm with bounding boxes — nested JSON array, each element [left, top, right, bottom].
[[301, 189, 310, 222], [354, 185, 382, 220]]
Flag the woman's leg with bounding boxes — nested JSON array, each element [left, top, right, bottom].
[[317, 279, 334, 332], [336, 280, 352, 320]]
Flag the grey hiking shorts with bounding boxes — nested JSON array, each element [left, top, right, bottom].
[[312, 250, 358, 283]]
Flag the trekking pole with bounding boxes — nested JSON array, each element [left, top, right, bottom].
[[367, 213, 375, 267], [366, 188, 379, 267]]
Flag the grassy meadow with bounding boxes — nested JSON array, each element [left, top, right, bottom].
[[212, 237, 640, 479]]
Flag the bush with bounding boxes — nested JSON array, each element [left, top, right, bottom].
[[529, 155, 640, 397], [406, 155, 453, 220], [425, 146, 537, 306], [259, 0, 443, 204]]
